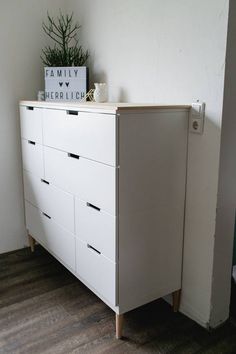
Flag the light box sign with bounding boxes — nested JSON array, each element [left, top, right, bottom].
[[44, 66, 88, 101]]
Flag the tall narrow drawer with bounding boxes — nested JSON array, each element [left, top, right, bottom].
[[44, 146, 116, 215], [43, 109, 117, 166], [76, 198, 116, 262], [20, 105, 43, 143], [21, 139, 44, 177], [76, 239, 116, 306], [25, 201, 75, 271], [23, 171, 74, 233]]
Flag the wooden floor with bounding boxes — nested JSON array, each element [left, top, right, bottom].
[[0, 246, 236, 354]]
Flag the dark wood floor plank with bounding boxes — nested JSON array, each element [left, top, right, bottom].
[[0, 246, 236, 354]]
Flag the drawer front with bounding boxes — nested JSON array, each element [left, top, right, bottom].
[[76, 239, 116, 306], [23, 171, 74, 233], [43, 109, 116, 166], [44, 146, 116, 215], [25, 201, 75, 270], [75, 199, 116, 262], [21, 139, 44, 177], [20, 105, 43, 144]]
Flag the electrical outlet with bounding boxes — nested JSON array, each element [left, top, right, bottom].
[[191, 118, 202, 133], [189, 102, 205, 134]]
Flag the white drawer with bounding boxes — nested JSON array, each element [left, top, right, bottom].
[[44, 146, 116, 215], [20, 105, 43, 144], [76, 239, 116, 306], [25, 201, 75, 271], [21, 139, 44, 177], [43, 109, 117, 166], [75, 199, 116, 262], [23, 171, 74, 233]]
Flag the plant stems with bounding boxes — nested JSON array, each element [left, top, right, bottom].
[[41, 11, 89, 67]]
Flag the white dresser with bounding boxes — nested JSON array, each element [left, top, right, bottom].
[[19, 101, 189, 338]]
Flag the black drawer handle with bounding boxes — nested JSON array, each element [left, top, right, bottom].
[[28, 140, 36, 145], [86, 202, 100, 212], [41, 179, 49, 185], [87, 244, 101, 255], [26, 106, 34, 111], [42, 212, 51, 219], [68, 153, 80, 159], [67, 110, 78, 116]]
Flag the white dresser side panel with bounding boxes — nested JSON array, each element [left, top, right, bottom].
[[118, 110, 188, 313]]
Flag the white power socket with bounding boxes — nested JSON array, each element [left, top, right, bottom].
[[189, 102, 205, 134]]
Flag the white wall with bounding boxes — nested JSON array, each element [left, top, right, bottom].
[[210, 0, 236, 327], [67, 0, 230, 327], [0, 0, 66, 253]]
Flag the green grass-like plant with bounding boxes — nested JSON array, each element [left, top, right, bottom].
[[41, 11, 89, 66]]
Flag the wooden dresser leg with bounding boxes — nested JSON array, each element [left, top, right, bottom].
[[172, 289, 181, 312], [28, 234, 35, 252], [116, 314, 124, 339]]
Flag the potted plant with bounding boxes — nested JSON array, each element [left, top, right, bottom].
[[41, 11, 89, 101]]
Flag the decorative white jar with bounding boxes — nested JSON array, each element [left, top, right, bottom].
[[93, 83, 107, 103]]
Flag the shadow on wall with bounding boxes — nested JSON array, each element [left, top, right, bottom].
[[88, 59, 130, 102]]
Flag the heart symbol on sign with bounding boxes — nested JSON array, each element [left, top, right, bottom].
[[59, 82, 63, 87], [65, 82, 69, 87]]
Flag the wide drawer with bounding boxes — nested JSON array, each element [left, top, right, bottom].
[[25, 201, 75, 271], [76, 238, 116, 306], [20, 105, 43, 144], [21, 139, 44, 177], [75, 198, 116, 262], [42, 109, 117, 166], [23, 171, 74, 233], [44, 146, 116, 215]]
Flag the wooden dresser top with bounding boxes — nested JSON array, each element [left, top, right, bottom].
[[20, 100, 190, 114]]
